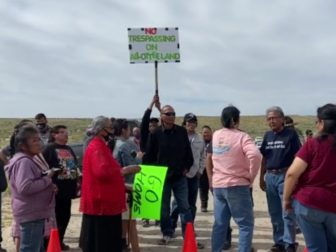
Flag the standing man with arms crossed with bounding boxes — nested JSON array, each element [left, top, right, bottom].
[[143, 105, 194, 246], [259, 106, 301, 252]]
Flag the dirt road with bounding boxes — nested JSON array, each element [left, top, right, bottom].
[[1, 180, 306, 252]]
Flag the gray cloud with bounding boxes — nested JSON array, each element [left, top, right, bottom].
[[0, 0, 335, 118]]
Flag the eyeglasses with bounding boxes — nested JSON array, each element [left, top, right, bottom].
[[162, 112, 176, 117], [267, 116, 281, 121]]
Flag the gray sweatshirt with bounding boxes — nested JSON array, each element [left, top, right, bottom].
[[186, 133, 205, 178]]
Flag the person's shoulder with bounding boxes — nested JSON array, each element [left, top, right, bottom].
[[196, 132, 203, 141], [212, 128, 222, 137], [174, 124, 184, 131], [12, 153, 34, 165], [175, 125, 189, 135], [283, 127, 300, 137], [43, 143, 55, 151], [238, 129, 252, 139], [88, 136, 105, 147], [262, 130, 273, 138]]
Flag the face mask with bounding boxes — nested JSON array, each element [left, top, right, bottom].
[[107, 137, 116, 152], [103, 129, 114, 142], [36, 123, 46, 130]]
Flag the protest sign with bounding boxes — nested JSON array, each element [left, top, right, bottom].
[[128, 27, 180, 64], [131, 165, 168, 220]]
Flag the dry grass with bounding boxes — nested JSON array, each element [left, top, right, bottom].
[[0, 116, 316, 148]]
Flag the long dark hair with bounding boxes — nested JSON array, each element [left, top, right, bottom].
[[113, 119, 129, 137], [317, 103, 336, 149], [221, 106, 240, 129]]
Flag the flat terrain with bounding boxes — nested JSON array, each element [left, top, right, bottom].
[[0, 115, 315, 147], [0, 116, 311, 251], [1, 175, 306, 252]]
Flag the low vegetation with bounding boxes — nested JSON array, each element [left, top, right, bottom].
[[0, 115, 316, 148]]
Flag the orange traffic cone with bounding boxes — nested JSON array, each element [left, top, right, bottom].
[[182, 222, 198, 252], [303, 247, 308, 252], [47, 228, 61, 252]]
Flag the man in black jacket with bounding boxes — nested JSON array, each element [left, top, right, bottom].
[[143, 105, 193, 245]]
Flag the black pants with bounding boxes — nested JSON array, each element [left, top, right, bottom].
[[199, 170, 209, 208], [81, 214, 122, 252], [55, 197, 72, 243]]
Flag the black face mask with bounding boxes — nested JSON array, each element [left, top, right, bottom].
[[103, 129, 114, 141], [107, 137, 116, 152], [36, 123, 47, 130]]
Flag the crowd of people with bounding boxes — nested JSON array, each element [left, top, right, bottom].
[[0, 99, 335, 252]]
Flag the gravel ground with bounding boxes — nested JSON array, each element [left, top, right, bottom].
[[1, 175, 306, 252]]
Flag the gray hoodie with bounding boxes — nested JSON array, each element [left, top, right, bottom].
[[186, 133, 205, 178], [7, 152, 55, 224]]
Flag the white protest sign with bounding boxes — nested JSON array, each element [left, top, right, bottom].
[[128, 27, 180, 64]]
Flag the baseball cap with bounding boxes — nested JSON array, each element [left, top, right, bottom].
[[183, 113, 197, 123]]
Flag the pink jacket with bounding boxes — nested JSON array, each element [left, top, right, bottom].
[[212, 128, 261, 188]]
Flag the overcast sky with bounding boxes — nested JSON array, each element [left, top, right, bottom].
[[1, 0, 335, 118]]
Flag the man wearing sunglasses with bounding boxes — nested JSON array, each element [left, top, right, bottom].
[[143, 105, 194, 246]]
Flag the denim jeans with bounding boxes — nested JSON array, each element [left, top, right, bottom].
[[160, 176, 192, 237], [212, 186, 254, 252], [170, 176, 199, 231], [293, 200, 336, 252], [265, 172, 296, 247], [20, 219, 45, 252]]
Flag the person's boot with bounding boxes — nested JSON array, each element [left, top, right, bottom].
[[201, 201, 208, 212]]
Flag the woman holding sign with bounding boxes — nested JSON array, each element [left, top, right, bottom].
[[80, 116, 140, 252], [113, 118, 142, 252]]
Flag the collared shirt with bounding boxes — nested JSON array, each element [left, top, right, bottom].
[[143, 124, 194, 181]]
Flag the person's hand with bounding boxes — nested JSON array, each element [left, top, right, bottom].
[[43, 169, 55, 178], [283, 198, 293, 212], [136, 152, 144, 160], [208, 179, 213, 193], [125, 183, 133, 193], [260, 176, 266, 191], [121, 165, 141, 176], [149, 95, 158, 110], [154, 95, 161, 112]]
